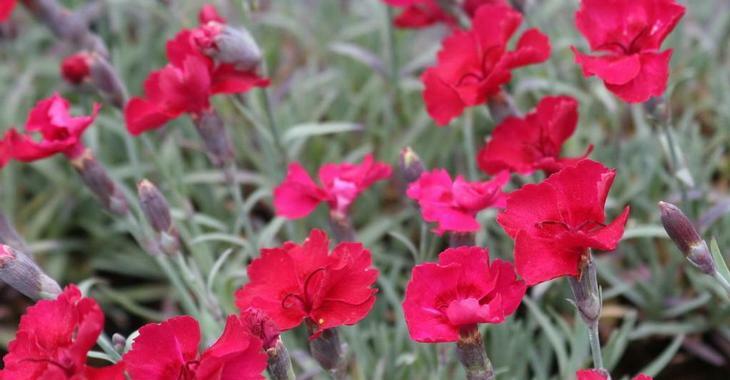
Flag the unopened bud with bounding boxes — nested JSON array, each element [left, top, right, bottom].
[[112, 333, 126, 353], [61, 52, 92, 85], [89, 54, 129, 109], [193, 22, 262, 72], [658, 201, 715, 274], [192, 108, 235, 167], [0, 245, 62, 299], [138, 180, 179, 255], [399, 147, 425, 184], [70, 149, 129, 216]]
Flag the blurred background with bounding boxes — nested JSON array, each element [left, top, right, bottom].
[[1, 0, 729, 378]]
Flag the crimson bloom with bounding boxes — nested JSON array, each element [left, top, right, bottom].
[[497, 159, 630, 285], [0, 0, 16, 22], [577, 369, 651, 380], [124, 315, 267, 380], [235, 229, 379, 338], [422, 4, 550, 125], [571, 0, 685, 103], [0, 285, 125, 380], [0, 93, 100, 168], [402, 246, 525, 342], [382, 0, 507, 29], [477, 96, 592, 176], [124, 11, 268, 135], [273, 154, 392, 219], [407, 169, 509, 234], [61, 53, 92, 85]]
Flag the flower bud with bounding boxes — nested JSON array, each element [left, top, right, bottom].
[[398, 147, 425, 184], [61, 53, 92, 85], [0, 244, 61, 300], [240, 308, 295, 380], [192, 108, 235, 167], [138, 179, 179, 255], [193, 22, 262, 72], [70, 148, 129, 216], [62, 52, 129, 109], [658, 201, 715, 274]]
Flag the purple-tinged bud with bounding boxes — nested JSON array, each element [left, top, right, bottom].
[[138, 179, 179, 255], [0, 244, 61, 300], [399, 147, 425, 184], [70, 149, 129, 216], [193, 22, 262, 72], [192, 109, 235, 167], [659, 201, 715, 274]]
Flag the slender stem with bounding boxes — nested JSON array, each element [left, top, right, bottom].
[[463, 112, 478, 180], [97, 333, 122, 362], [712, 270, 730, 296], [455, 326, 494, 380], [587, 321, 604, 369], [155, 255, 199, 316], [225, 163, 255, 243], [260, 65, 288, 166]]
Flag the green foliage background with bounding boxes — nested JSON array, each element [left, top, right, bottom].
[[1, 0, 729, 379]]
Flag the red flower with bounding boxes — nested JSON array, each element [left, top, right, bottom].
[[199, 3, 226, 24], [0, 94, 100, 168], [124, 315, 267, 380], [497, 159, 630, 285], [0, 0, 17, 22], [0, 285, 125, 380], [477, 96, 592, 176], [125, 15, 268, 135], [571, 0, 685, 103], [61, 53, 92, 85], [407, 169, 509, 234], [273, 154, 392, 219], [422, 4, 550, 125], [382, 0, 507, 29], [235, 229, 379, 338], [576, 369, 651, 380], [402, 246, 525, 343]]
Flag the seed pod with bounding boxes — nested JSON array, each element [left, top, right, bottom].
[[70, 149, 129, 216], [658, 201, 715, 274], [0, 244, 61, 300]]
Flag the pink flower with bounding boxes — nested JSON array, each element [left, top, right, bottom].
[[124, 315, 268, 380], [0, 285, 125, 379], [199, 4, 226, 24], [382, 0, 508, 29], [407, 169, 509, 234], [402, 246, 526, 342], [0, 0, 17, 22], [422, 4, 550, 125], [571, 0, 686, 103], [576, 369, 651, 380], [477, 96, 592, 176], [273, 154, 392, 219], [0, 94, 100, 168], [497, 159, 630, 285]]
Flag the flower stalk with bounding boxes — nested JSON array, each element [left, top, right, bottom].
[[568, 253, 604, 369], [455, 326, 494, 380], [329, 211, 356, 243]]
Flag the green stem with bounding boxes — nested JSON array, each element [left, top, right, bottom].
[[155, 255, 199, 317], [463, 112, 477, 180], [712, 270, 730, 297], [587, 321, 604, 369]]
